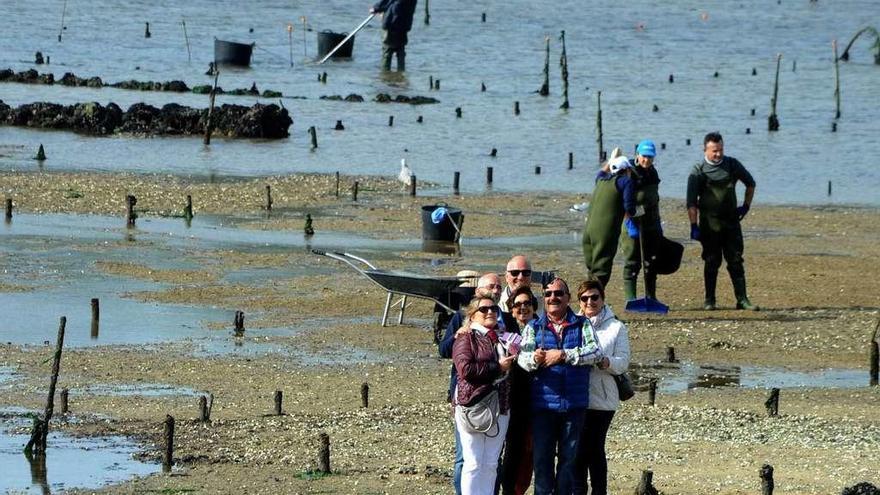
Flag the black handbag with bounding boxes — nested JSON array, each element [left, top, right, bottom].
[[613, 373, 635, 401], [652, 236, 684, 275]]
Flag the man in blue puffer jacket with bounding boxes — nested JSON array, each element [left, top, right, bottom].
[[517, 277, 604, 495], [370, 0, 417, 71]]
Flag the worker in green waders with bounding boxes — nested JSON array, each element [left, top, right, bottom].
[[687, 132, 758, 310], [620, 140, 662, 301], [582, 150, 636, 289]]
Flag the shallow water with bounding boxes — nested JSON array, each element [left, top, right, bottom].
[[634, 362, 870, 393], [1, 0, 879, 205], [0, 414, 159, 493]]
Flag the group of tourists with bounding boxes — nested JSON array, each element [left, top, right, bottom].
[[440, 256, 630, 495], [583, 131, 758, 311], [436, 131, 758, 495]]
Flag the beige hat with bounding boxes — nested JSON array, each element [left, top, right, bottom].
[[456, 270, 480, 287]]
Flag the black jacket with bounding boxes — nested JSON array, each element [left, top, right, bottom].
[[373, 0, 417, 32]]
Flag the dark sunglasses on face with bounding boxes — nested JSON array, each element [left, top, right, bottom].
[[580, 293, 602, 302], [511, 300, 533, 309], [543, 290, 567, 298], [476, 305, 499, 315], [508, 269, 532, 278]]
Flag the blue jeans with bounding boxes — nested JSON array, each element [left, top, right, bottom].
[[531, 408, 587, 495], [454, 420, 464, 495]]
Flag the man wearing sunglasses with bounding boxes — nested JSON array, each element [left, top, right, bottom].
[[517, 277, 604, 495], [439, 272, 518, 495], [499, 255, 534, 313]]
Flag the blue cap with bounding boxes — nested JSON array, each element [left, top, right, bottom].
[[636, 139, 656, 157]]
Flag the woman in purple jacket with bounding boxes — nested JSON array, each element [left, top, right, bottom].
[[453, 295, 516, 495]]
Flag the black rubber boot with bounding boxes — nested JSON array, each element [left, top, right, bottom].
[[703, 266, 718, 310], [733, 277, 759, 311], [622, 266, 638, 301], [644, 272, 657, 300]]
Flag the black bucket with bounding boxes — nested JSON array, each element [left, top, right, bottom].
[[421, 203, 463, 242], [214, 39, 254, 67], [317, 31, 354, 59]]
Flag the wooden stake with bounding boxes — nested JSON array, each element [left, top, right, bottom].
[[539, 36, 550, 96], [4, 198, 11, 221], [765, 388, 780, 417], [198, 395, 210, 422], [486, 167, 493, 185], [870, 332, 878, 386], [233, 310, 245, 336], [24, 316, 66, 456], [434, 79, 440, 90], [636, 469, 659, 495], [666, 346, 677, 363], [429, 75, 433, 90], [145, 22, 151, 38], [760, 464, 775, 495], [309, 126, 318, 149], [568, 152, 573, 170], [352, 181, 359, 202], [163, 415, 174, 472], [335, 172, 340, 198], [388, 115, 394, 127], [60, 388, 69, 415], [648, 379, 657, 406], [455, 107, 462, 118], [318, 432, 331, 473], [265, 185, 273, 211], [410, 175, 417, 197], [833, 39, 841, 119], [769, 53, 782, 131], [423, 0, 429, 25], [514, 101, 520, 115], [828, 181, 832, 196], [274, 390, 283, 415], [596, 91, 604, 164], [203, 71, 220, 145], [184, 195, 193, 220], [361, 382, 369, 408], [126, 195, 137, 227], [90, 298, 99, 339], [453, 172, 460, 195], [559, 30, 569, 109], [534, 166, 541, 175]]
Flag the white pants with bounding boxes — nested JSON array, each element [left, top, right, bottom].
[[455, 409, 510, 495]]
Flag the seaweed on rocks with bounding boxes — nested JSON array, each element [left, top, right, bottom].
[[0, 99, 292, 138], [374, 93, 439, 104]]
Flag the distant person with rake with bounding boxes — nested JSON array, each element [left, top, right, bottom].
[[370, 0, 417, 71]]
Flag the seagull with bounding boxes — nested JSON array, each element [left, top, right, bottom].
[[398, 158, 413, 186]]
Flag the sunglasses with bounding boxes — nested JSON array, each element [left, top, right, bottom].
[[476, 305, 499, 315], [543, 290, 567, 298], [511, 300, 533, 309], [507, 269, 532, 278], [579, 293, 602, 302]]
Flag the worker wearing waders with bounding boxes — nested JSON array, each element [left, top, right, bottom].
[[370, 0, 417, 71], [687, 132, 758, 311], [620, 140, 662, 302], [582, 151, 636, 290]]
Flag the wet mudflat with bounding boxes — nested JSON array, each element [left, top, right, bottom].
[[0, 411, 159, 493], [0, 172, 877, 493]]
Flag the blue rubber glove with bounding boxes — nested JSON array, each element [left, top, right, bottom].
[[736, 204, 750, 221], [625, 218, 639, 239], [690, 223, 700, 241]]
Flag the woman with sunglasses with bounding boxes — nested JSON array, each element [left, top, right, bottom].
[[453, 296, 517, 495], [499, 286, 538, 495], [573, 279, 631, 495]]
